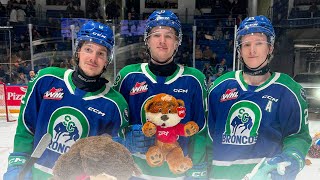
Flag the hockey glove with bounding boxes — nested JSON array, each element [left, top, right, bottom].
[[3, 152, 32, 180], [267, 149, 305, 180], [113, 124, 155, 153], [242, 157, 291, 180], [185, 162, 208, 179]]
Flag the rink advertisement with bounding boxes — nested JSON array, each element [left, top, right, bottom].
[[5, 85, 27, 113]]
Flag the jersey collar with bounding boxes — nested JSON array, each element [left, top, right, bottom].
[[141, 63, 184, 84], [235, 70, 280, 92], [64, 69, 110, 99]]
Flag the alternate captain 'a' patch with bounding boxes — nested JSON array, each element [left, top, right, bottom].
[[222, 100, 262, 145]]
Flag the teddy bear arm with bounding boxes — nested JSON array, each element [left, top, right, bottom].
[[142, 121, 157, 137]]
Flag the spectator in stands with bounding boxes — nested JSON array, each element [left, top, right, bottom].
[[309, 2, 318, 18], [226, 39, 234, 53], [0, 2, 6, 25], [73, 5, 84, 18], [9, 6, 18, 25], [236, 14, 243, 26], [43, 27, 53, 38], [213, 26, 223, 40], [25, 0, 35, 18], [195, 45, 203, 61], [6, 0, 13, 16], [32, 27, 41, 40], [202, 62, 214, 83], [28, 70, 35, 80], [225, 14, 234, 27], [66, 2, 75, 18], [194, 6, 203, 16], [211, 58, 228, 81], [231, 0, 242, 14], [15, 72, 28, 85], [224, 31, 231, 40], [17, 6, 26, 24], [87, 0, 100, 19], [203, 45, 213, 60], [106, 0, 120, 21], [210, 52, 217, 66]]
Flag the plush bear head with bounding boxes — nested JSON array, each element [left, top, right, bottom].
[[144, 93, 186, 128], [52, 136, 141, 180]]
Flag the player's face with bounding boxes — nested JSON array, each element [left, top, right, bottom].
[[146, 26, 179, 65], [78, 42, 108, 77], [240, 33, 273, 69]]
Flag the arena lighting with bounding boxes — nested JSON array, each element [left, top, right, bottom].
[[0, 26, 13, 29], [294, 44, 320, 48]]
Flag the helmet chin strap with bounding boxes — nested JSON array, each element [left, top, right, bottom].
[[242, 54, 271, 76]]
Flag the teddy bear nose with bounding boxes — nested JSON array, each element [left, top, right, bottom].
[[161, 115, 169, 121]]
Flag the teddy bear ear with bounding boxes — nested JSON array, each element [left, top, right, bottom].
[[177, 99, 185, 107], [144, 99, 154, 111]]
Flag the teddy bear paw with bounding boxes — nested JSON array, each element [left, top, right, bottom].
[[146, 146, 164, 167], [184, 121, 199, 136], [169, 157, 193, 174], [142, 121, 157, 137]]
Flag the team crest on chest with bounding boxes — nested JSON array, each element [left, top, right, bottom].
[[130, 81, 148, 95], [47, 107, 89, 154], [222, 100, 262, 145]]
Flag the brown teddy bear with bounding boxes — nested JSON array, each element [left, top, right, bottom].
[[142, 93, 199, 174], [52, 136, 141, 180]]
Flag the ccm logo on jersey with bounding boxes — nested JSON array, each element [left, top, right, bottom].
[[130, 81, 148, 95], [173, 89, 188, 93], [262, 95, 278, 102], [220, 88, 238, 102], [88, 107, 105, 116], [43, 87, 64, 100]]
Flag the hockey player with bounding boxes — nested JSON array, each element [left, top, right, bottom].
[[207, 15, 312, 179], [113, 10, 208, 179], [3, 21, 141, 180]]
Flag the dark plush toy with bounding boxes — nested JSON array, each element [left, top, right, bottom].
[[52, 136, 141, 180]]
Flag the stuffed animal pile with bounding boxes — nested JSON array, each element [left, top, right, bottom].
[[142, 93, 199, 174]]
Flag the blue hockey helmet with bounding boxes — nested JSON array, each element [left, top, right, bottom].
[[144, 10, 182, 45], [75, 21, 114, 63], [236, 15, 275, 48]]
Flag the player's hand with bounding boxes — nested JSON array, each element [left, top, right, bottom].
[[267, 149, 305, 180], [3, 152, 32, 180], [242, 158, 275, 180], [113, 124, 155, 154]]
